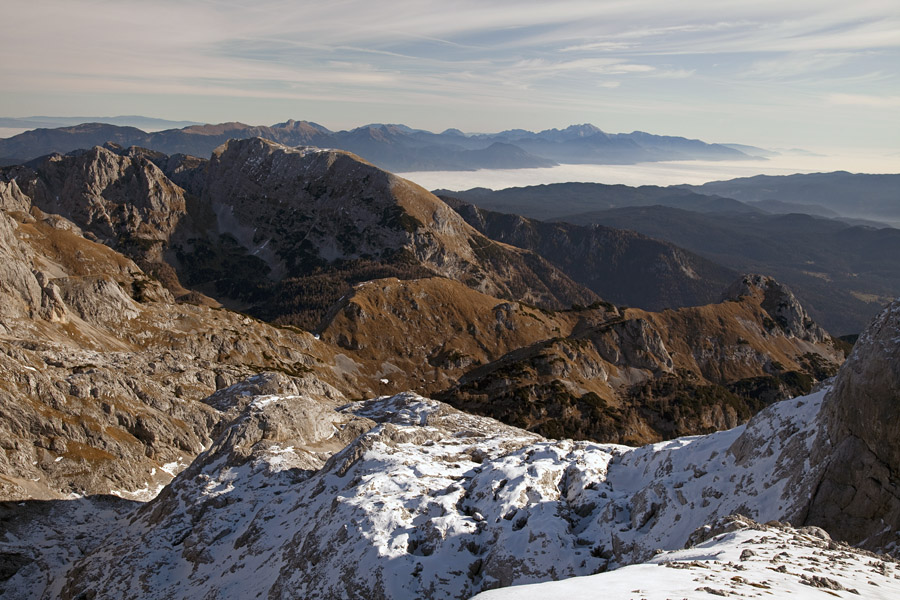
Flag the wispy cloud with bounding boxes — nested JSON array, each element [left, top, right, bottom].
[[0, 0, 898, 150], [559, 42, 634, 53], [827, 93, 900, 108], [743, 51, 862, 79]]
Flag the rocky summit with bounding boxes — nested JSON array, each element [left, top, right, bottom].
[[0, 138, 895, 600], [6, 139, 596, 329]]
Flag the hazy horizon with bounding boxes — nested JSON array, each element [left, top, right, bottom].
[[2, 1, 899, 154], [398, 149, 900, 191], [3, 119, 897, 190]]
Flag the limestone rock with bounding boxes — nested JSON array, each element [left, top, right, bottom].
[[19, 146, 187, 260], [805, 298, 900, 552]]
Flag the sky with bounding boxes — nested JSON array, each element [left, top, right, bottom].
[[2, 0, 900, 153]]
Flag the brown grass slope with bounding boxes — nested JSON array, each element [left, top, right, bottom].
[[318, 275, 845, 446]]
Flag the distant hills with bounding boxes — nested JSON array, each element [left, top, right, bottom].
[[441, 196, 739, 311], [445, 179, 900, 335], [436, 181, 757, 220], [686, 171, 900, 228], [0, 119, 757, 171]]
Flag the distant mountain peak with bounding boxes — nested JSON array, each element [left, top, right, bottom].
[[271, 119, 332, 134], [561, 123, 605, 136]]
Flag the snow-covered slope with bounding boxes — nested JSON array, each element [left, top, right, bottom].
[[474, 515, 900, 599], [50, 387, 831, 599], [6, 299, 899, 600]]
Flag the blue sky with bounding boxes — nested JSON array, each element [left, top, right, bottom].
[[2, 0, 899, 151]]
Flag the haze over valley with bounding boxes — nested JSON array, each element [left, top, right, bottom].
[[400, 148, 900, 190]]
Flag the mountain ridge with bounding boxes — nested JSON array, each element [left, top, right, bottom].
[[445, 182, 900, 334], [4, 139, 597, 329], [442, 196, 740, 310], [0, 121, 755, 172]]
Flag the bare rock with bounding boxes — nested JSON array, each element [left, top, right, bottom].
[[687, 514, 762, 547], [0, 212, 43, 320], [20, 146, 187, 260], [805, 299, 900, 552], [722, 274, 827, 342]]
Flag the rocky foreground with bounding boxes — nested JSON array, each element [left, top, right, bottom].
[[1, 300, 898, 599]]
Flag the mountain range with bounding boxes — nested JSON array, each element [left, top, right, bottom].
[[0, 135, 897, 599], [0, 115, 202, 132], [0, 120, 756, 171], [0, 139, 844, 499], [444, 181, 900, 335]]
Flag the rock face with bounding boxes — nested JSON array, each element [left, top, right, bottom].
[[806, 298, 900, 552], [13, 146, 187, 262]]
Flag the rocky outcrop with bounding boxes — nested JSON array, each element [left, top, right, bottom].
[[0, 212, 44, 322], [722, 273, 828, 342], [805, 298, 900, 552], [15, 146, 187, 262]]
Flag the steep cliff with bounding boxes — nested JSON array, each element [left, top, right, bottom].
[[805, 299, 900, 552]]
